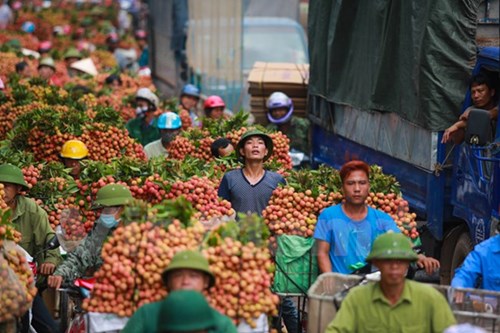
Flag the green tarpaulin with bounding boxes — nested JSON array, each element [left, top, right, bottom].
[[308, 0, 481, 131]]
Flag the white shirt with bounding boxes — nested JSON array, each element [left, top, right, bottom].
[[143, 139, 169, 160]]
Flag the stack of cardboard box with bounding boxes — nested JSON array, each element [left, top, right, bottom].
[[247, 62, 309, 125]]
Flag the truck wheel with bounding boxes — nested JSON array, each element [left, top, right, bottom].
[[440, 228, 473, 285], [439, 225, 468, 285], [450, 232, 473, 281]]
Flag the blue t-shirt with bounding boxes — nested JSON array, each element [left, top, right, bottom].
[[218, 169, 285, 216], [451, 234, 500, 291], [314, 205, 400, 273]]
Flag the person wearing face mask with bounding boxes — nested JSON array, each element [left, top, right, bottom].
[[143, 111, 182, 160], [126, 87, 161, 146], [47, 184, 133, 290]]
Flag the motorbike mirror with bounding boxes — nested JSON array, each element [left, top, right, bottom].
[[465, 108, 492, 146], [46, 234, 60, 250]]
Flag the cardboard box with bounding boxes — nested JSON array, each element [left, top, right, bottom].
[[248, 62, 309, 97]]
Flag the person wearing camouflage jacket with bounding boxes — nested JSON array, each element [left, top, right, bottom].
[[47, 184, 133, 289]]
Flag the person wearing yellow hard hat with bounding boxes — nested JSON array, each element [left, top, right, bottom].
[[60, 139, 88, 178]]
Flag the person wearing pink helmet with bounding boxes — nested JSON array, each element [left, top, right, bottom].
[[135, 29, 149, 69], [203, 95, 232, 120], [38, 40, 52, 55]]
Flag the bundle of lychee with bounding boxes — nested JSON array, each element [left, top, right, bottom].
[[165, 176, 234, 222], [0, 253, 33, 322], [0, 184, 9, 212], [0, 238, 37, 322], [7, 89, 146, 163], [167, 112, 293, 171], [263, 165, 419, 239], [204, 215, 279, 327], [82, 198, 206, 316], [0, 208, 22, 248]]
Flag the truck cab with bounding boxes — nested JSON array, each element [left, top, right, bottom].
[[441, 47, 500, 283]]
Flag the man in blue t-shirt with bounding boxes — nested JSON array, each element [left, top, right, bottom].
[[314, 160, 440, 275]]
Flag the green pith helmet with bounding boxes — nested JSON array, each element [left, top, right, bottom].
[[157, 290, 216, 332], [38, 57, 56, 70], [93, 184, 133, 208], [63, 48, 83, 60], [236, 129, 274, 161], [162, 250, 216, 288], [366, 231, 418, 262], [0, 164, 29, 188]]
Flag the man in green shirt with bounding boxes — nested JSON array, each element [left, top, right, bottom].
[[122, 250, 237, 333], [157, 290, 222, 333], [326, 232, 456, 333], [0, 164, 63, 333]]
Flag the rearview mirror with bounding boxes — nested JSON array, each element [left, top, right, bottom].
[[465, 108, 492, 146]]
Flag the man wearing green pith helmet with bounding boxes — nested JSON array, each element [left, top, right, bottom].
[[0, 163, 63, 332], [326, 232, 456, 333], [122, 250, 237, 333], [47, 184, 133, 290]]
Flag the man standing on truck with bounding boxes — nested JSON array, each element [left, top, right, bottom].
[[325, 232, 456, 333], [314, 160, 440, 275], [442, 73, 498, 144]]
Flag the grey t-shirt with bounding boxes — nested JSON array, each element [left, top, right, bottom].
[[218, 169, 285, 216]]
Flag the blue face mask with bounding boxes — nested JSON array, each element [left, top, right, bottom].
[[100, 214, 118, 228]]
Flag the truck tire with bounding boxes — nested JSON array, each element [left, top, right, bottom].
[[450, 232, 473, 280], [440, 227, 473, 284]]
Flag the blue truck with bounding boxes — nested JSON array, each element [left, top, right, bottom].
[[307, 0, 500, 283]]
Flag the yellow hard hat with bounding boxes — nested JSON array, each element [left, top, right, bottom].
[[60, 140, 89, 159]]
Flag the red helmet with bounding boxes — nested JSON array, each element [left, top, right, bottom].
[[135, 30, 147, 40], [204, 95, 225, 109], [107, 32, 119, 44], [38, 40, 52, 53]]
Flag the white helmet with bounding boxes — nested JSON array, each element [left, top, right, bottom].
[[136, 88, 159, 110], [266, 91, 294, 124]]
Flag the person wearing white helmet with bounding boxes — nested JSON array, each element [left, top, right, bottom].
[[0, 1, 13, 29], [126, 87, 161, 145], [143, 111, 182, 159], [266, 91, 310, 155]]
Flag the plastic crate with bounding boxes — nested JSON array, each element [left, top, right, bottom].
[[307, 273, 363, 333], [307, 273, 500, 333], [433, 286, 500, 332]]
